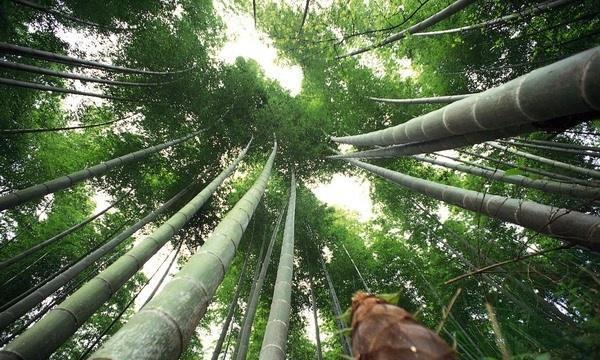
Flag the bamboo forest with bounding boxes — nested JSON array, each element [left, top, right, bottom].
[[1, 0, 600, 358]]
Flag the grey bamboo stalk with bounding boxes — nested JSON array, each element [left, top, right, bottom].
[[319, 253, 353, 356], [0, 141, 251, 360], [259, 173, 297, 360], [457, 149, 594, 187], [341, 243, 371, 292], [0, 117, 127, 135], [342, 158, 600, 250], [412, 154, 600, 200], [309, 276, 323, 360], [0, 129, 203, 211], [0, 190, 130, 270], [88, 141, 277, 360], [511, 137, 600, 153], [0, 42, 191, 75], [332, 47, 600, 146], [368, 94, 472, 105], [210, 241, 253, 360], [11, 0, 115, 30], [338, 0, 476, 58], [0, 77, 129, 100], [497, 139, 600, 157], [297, 0, 310, 35], [140, 239, 185, 309], [234, 201, 287, 360], [413, 0, 573, 37], [0, 60, 167, 87], [487, 142, 600, 180], [329, 122, 542, 160]]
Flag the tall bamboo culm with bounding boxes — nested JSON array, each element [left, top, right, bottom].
[[259, 173, 297, 360], [332, 47, 600, 147], [88, 142, 277, 359], [343, 158, 600, 251], [234, 201, 286, 360], [0, 141, 252, 360], [0, 130, 203, 211]]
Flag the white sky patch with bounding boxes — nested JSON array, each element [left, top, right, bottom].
[[310, 173, 374, 222], [215, 0, 303, 96]]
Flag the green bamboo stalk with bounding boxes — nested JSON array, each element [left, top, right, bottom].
[[0, 77, 129, 100], [0, 190, 130, 270], [11, 0, 116, 30], [259, 173, 297, 360], [87, 142, 277, 360], [413, 0, 573, 37], [412, 154, 600, 200], [0, 60, 166, 87], [341, 243, 371, 292], [338, 0, 476, 58], [368, 94, 472, 104], [319, 252, 353, 356], [210, 240, 253, 360], [498, 139, 600, 157], [0, 141, 252, 360], [343, 158, 600, 251], [233, 200, 287, 360], [309, 275, 323, 360], [0, 180, 196, 330], [0, 42, 191, 75], [332, 47, 600, 146], [512, 137, 600, 153], [457, 149, 594, 187], [487, 142, 600, 179], [329, 122, 539, 159], [0, 129, 203, 211]]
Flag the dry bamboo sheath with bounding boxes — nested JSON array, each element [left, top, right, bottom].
[[0, 141, 252, 360]]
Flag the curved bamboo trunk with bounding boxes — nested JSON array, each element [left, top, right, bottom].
[[368, 94, 472, 105], [413, 0, 573, 36], [11, 0, 117, 30], [78, 244, 182, 359], [0, 190, 129, 270], [343, 158, 600, 251], [0, 42, 191, 75], [332, 47, 600, 146], [309, 276, 323, 360], [87, 142, 276, 360], [259, 173, 297, 360], [0, 77, 129, 100], [0, 118, 125, 135], [0, 181, 196, 330], [457, 149, 595, 187], [0, 129, 203, 211], [498, 139, 600, 157], [513, 138, 600, 153], [339, 0, 476, 58], [210, 241, 254, 360], [412, 154, 600, 199], [0, 60, 167, 86], [341, 243, 370, 292], [487, 142, 600, 179], [298, 0, 310, 35], [319, 253, 353, 356], [0, 141, 252, 359], [233, 201, 287, 360], [329, 122, 538, 159]]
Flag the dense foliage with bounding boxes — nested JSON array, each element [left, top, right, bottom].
[[0, 0, 599, 359]]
